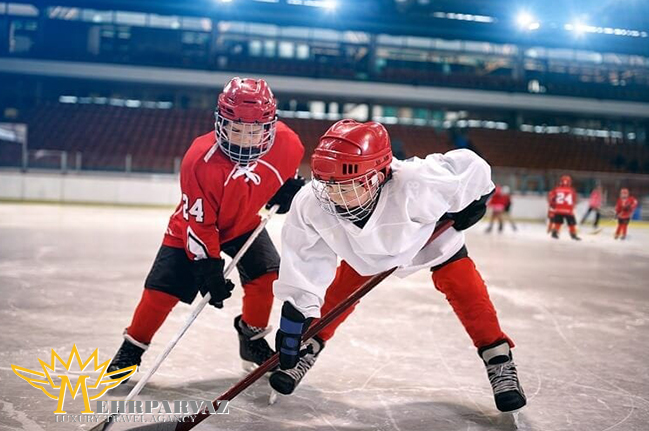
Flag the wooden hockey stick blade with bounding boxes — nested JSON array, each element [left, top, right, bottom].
[[89, 206, 280, 431]]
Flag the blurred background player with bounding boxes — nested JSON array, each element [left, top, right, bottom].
[[107, 77, 305, 379], [485, 185, 506, 233], [548, 175, 581, 240], [270, 120, 526, 415], [485, 185, 516, 233], [615, 188, 638, 240], [580, 185, 603, 231]]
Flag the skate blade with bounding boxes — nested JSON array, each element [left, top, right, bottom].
[[505, 411, 521, 429], [268, 390, 279, 405]]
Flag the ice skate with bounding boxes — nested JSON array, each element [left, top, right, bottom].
[[234, 315, 276, 372], [107, 334, 148, 384], [479, 340, 527, 413], [570, 233, 581, 241], [269, 336, 324, 395], [551, 230, 559, 239]]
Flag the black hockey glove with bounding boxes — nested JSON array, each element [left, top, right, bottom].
[[446, 189, 495, 231], [276, 301, 313, 370], [266, 176, 306, 214], [193, 258, 235, 308]]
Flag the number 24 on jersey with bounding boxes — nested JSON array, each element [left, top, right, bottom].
[[182, 194, 204, 222], [555, 192, 573, 205]]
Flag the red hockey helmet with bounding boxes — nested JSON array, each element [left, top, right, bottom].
[[311, 120, 392, 221], [215, 77, 277, 165], [559, 175, 572, 187]]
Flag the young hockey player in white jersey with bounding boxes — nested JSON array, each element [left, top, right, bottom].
[[269, 119, 526, 414]]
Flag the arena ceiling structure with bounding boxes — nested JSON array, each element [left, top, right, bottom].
[[29, 0, 649, 56]]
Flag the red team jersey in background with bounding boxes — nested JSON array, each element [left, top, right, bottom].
[[615, 196, 638, 219], [163, 121, 304, 260], [548, 186, 577, 215], [488, 189, 510, 211]]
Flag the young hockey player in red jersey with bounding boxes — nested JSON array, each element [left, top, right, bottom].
[[107, 77, 305, 378], [485, 185, 511, 233], [614, 188, 638, 240], [270, 120, 526, 414], [581, 185, 603, 230], [548, 175, 581, 240]]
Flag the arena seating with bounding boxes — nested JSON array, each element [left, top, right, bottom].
[[4, 103, 647, 174], [467, 129, 649, 174], [375, 67, 649, 102]]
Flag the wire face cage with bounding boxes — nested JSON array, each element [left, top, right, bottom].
[[311, 170, 383, 222], [215, 111, 277, 165]]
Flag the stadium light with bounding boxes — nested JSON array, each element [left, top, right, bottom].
[[565, 21, 587, 36], [516, 12, 540, 31], [288, 0, 337, 9], [564, 21, 648, 38], [574, 22, 587, 35], [527, 21, 540, 31]]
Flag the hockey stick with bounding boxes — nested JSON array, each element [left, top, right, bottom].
[[90, 205, 280, 431], [125, 218, 454, 431]]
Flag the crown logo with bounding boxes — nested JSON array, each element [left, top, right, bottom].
[[11, 344, 136, 414]]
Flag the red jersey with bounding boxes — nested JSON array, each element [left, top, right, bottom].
[[489, 191, 510, 207], [588, 189, 602, 209], [548, 186, 577, 215], [615, 196, 638, 219], [488, 190, 510, 210], [163, 121, 304, 259]]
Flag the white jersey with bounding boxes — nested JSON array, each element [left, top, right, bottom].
[[274, 149, 495, 319]]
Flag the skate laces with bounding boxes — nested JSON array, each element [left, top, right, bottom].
[[487, 359, 520, 394], [283, 350, 317, 381], [281, 339, 321, 381], [240, 320, 273, 341], [238, 319, 275, 362]]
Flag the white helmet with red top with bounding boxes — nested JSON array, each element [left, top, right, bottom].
[[215, 77, 277, 165], [311, 119, 392, 221]]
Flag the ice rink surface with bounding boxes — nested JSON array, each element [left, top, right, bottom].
[[1, 203, 648, 431]]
